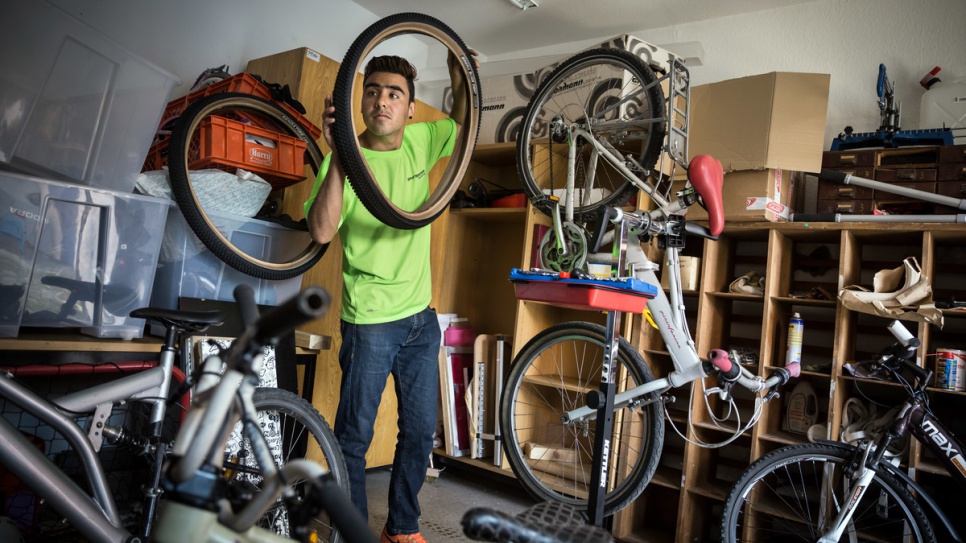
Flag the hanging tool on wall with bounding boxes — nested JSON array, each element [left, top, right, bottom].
[[830, 64, 954, 151]]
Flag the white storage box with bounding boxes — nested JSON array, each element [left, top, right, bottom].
[[0, 0, 179, 192], [151, 207, 303, 316], [0, 170, 169, 338]]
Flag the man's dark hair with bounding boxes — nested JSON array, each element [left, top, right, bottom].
[[364, 55, 417, 103]]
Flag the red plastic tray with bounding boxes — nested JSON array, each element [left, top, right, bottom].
[[513, 280, 650, 313]]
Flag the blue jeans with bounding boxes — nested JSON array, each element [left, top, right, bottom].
[[334, 307, 440, 535]]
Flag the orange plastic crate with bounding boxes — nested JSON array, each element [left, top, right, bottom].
[[158, 73, 322, 140], [143, 116, 308, 190]]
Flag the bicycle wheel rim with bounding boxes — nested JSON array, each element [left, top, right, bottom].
[[721, 444, 934, 543], [167, 92, 327, 280], [226, 388, 348, 543], [500, 322, 663, 516], [333, 13, 480, 230], [517, 49, 666, 221]]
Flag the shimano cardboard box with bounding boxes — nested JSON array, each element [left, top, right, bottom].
[[687, 72, 831, 174], [446, 35, 685, 146], [443, 71, 540, 145]]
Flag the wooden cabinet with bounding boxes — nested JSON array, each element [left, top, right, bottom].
[[244, 47, 454, 468]]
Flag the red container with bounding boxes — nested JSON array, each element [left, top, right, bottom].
[[491, 193, 527, 208], [143, 115, 307, 190], [513, 280, 650, 313], [158, 73, 322, 140]]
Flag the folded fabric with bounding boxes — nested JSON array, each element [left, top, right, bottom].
[[729, 271, 765, 296], [838, 257, 943, 327]]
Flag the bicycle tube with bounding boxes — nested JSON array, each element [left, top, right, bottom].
[[332, 12, 480, 229], [167, 92, 327, 280], [516, 48, 666, 221], [720, 442, 935, 543], [226, 387, 348, 543], [500, 321, 664, 516]]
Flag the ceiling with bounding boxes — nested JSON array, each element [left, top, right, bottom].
[[353, 0, 825, 72]]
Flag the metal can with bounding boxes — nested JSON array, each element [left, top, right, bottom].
[[936, 348, 966, 392]]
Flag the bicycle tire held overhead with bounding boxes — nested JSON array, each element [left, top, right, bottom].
[[332, 12, 481, 230]]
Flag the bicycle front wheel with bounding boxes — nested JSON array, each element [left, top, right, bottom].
[[720, 442, 935, 543], [167, 92, 327, 280], [500, 322, 664, 517], [226, 387, 349, 543], [517, 48, 666, 221], [332, 13, 481, 229]]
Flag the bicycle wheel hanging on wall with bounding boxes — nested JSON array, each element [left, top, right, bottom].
[[517, 48, 666, 222], [332, 12, 481, 230], [167, 92, 327, 280]]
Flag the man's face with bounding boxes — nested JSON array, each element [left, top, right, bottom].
[[361, 71, 415, 138]]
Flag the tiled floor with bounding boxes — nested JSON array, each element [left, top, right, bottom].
[[364, 461, 537, 542]]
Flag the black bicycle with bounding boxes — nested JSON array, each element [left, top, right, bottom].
[[721, 320, 965, 543]]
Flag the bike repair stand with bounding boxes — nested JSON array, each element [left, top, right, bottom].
[[586, 217, 631, 527]]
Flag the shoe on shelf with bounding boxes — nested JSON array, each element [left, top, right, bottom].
[[382, 527, 428, 543], [729, 271, 765, 296]]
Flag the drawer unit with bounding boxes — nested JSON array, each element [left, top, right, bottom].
[[822, 150, 875, 168], [874, 168, 937, 183]]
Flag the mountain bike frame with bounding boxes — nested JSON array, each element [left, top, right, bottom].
[[816, 322, 966, 542], [0, 347, 185, 542]]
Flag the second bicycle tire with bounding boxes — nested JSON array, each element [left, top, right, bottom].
[[167, 92, 327, 280]]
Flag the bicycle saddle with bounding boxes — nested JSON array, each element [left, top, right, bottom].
[[130, 307, 225, 334], [462, 501, 613, 543], [688, 154, 725, 236]]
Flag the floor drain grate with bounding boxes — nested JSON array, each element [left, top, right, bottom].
[[422, 519, 469, 541]]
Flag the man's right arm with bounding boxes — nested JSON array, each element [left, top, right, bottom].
[[306, 93, 343, 245], [306, 156, 343, 244]]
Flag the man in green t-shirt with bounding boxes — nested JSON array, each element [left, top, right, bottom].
[[304, 52, 475, 543]]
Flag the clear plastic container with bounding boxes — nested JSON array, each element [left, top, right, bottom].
[[150, 206, 303, 317], [0, 170, 170, 339], [0, 0, 179, 192]]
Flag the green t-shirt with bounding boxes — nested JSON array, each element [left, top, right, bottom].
[[303, 118, 457, 324]]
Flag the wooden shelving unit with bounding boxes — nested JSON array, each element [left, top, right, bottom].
[[444, 140, 966, 542]]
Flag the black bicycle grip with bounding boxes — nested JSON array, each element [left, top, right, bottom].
[[233, 284, 260, 327], [790, 213, 839, 222], [314, 476, 379, 543], [819, 168, 850, 184], [253, 286, 331, 345], [684, 220, 718, 241]]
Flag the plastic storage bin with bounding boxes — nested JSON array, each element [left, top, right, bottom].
[[150, 206, 303, 317], [0, 0, 179, 193], [0, 170, 170, 339]]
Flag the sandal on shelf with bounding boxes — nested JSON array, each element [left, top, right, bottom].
[[729, 271, 765, 296], [791, 286, 834, 301]]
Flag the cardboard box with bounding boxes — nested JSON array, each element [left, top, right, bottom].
[[687, 72, 830, 174], [679, 168, 800, 223], [445, 35, 684, 146], [443, 71, 540, 145], [661, 256, 701, 291]]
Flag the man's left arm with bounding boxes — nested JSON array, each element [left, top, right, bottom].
[[447, 48, 479, 126]]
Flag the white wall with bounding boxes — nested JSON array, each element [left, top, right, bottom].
[[49, 0, 966, 149], [499, 0, 966, 148]]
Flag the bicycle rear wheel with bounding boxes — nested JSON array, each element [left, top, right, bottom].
[[226, 387, 348, 543], [167, 92, 327, 280], [500, 322, 664, 517], [720, 442, 935, 543], [517, 48, 666, 222], [332, 12, 480, 229]]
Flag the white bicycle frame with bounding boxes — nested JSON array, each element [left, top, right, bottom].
[[543, 63, 784, 425]]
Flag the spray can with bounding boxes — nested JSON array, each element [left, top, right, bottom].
[[786, 312, 804, 366]]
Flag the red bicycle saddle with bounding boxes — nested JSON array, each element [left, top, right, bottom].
[[688, 154, 725, 236]]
